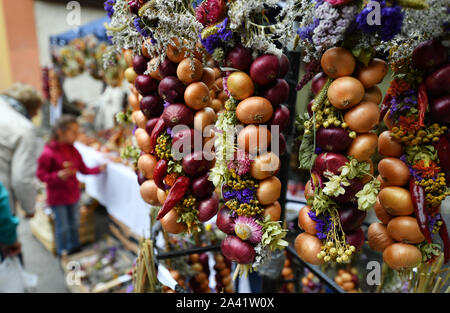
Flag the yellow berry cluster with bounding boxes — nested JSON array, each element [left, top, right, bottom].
[[155, 132, 172, 160], [226, 199, 263, 217], [431, 220, 444, 235], [226, 169, 258, 191], [317, 241, 356, 264], [391, 124, 447, 146], [419, 174, 450, 207], [303, 101, 354, 138]]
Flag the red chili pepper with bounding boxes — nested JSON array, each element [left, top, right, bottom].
[[150, 118, 167, 154], [379, 94, 392, 122], [438, 219, 450, 264], [417, 83, 428, 127], [153, 159, 168, 190], [156, 176, 191, 220], [409, 179, 432, 243]]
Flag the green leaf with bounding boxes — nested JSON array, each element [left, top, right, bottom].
[[355, 179, 381, 211], [397, 0, 429, 9], [168, 160, 183, 174], [298, 131, 317, 170]]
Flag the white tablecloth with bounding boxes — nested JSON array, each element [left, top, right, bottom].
[[75, 142, 151, 237]]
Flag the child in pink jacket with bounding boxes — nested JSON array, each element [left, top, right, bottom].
[[37, 115, 106, 256]]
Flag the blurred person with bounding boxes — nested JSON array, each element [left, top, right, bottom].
[[36, 115, 106, 256], [0, 83, 43, 218], [0, 182, 21, 262]]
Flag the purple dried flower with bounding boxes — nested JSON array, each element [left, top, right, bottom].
[[134, 17, 151, 38], [104, 0, 115, 18], [234, 216, 263, 243]]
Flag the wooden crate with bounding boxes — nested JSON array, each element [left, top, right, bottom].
[[108, 214, 141, 255]]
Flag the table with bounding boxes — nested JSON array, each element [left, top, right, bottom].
[[75, 142, 151, 238]]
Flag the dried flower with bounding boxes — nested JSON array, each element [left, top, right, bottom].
[[234, 215, 263, 243]]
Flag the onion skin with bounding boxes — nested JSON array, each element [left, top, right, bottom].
[[227, 72, 254, 100], [378, 157, 410, 187], [249, 152, 280, 180], [387, 216, 426, 244], [197, 193, 219, 222], [327, 76, 365, 110], [313, 152, 348, 177], [137, 154, 157, 179], [320, 47, 356, 79], [250, 54, 280, 86], [145, 118, 160, 136], [161, 209, 186, 234], [216, 206, 235, 235], [347, 132, 378, 161], [279, 54, 290, 78], [383, 243, 422, 271], [158, 76, 185, 103], [429, 95, 450, 124], [362, 85, 382, 105], [412, 40, 447, 70], [316, 127, 352, 153], [221, 235, 256, 264], [270, 105, 290, 132], [345, 227, 364, 252], [263, 79, 289, 107], [256, 176, 281, 205], [191, 174, 215, 200], [338, 205, 367, 233], [237, 125, 271, 155], [140, 179, 159, 204], [356, 58, 388, 89], [344, 101, 380, 133], [311, 72, 328, 95], [378, 130, 403, 157], [140, 95, 164, 118], [135, 75, 158, 95], [425, 64, 450, 97], [162, 103, 194, 128], [378, 187, 414, 216], [177, 58, 203, 84], [225, 45, 253, 71], [374, 197, 393, 224], [236, 96, 273, 124], [182, 151, 210, 177], [264, 201, 281, 221], [368, 223, 395, 252], [298, 206, 317, 235], [295, 233, 324, 265]]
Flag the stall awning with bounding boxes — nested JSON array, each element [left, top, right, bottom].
[[50, 16, 110, 46]]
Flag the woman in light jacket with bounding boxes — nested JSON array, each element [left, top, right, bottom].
[[0, 83, 42, 217]]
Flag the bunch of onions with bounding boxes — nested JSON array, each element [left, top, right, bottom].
[[124, 36, 224, 235], [210, 43, 290, 277], [368, 39, 450, 272], [296, 47, 389, 266]]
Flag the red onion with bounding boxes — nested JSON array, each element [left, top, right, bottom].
[[279, 133, 287, 155], [412, 40, 447, 70], [250, 55, 280, 86], [158, 76, 185, 103], [270, 105, 290, 132], [221, 235, 256, 264], [140, 95, 164, 118], [338, 204, 367, 232], [145, 117, 159, 135], [136, 171, 147, 185], [135, 75, 158, 95], [171, 128, 201, 154], [158, 58, 177, 78], [225, 45, 253, 71], [313, 152, 348, 177], [263, 79, 290, 107], [279, 54, 290, 78], [429, 95, 450, 124], [346, 227, 365, 252], [216, 206, 235, 235], [182, 150, 210, 177], [191, 174, 215, 200], [311, 72, 328, 95], [425, 63, 450, 97], [197, 193, 219, 222], [133, 55, 148, 75], [162, 103, 194, 128], [332, 178, 364, 204], [316, 127, 352, 153]]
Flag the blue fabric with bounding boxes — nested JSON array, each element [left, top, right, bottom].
[[0, 182, 19, 245], [52, 203, 80, 255], [50, 16, 110, 47]]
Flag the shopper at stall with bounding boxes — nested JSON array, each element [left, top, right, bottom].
[[36, 115, 106, 256], [0, 182, 21, 261], [0, 83, 42, 218]]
